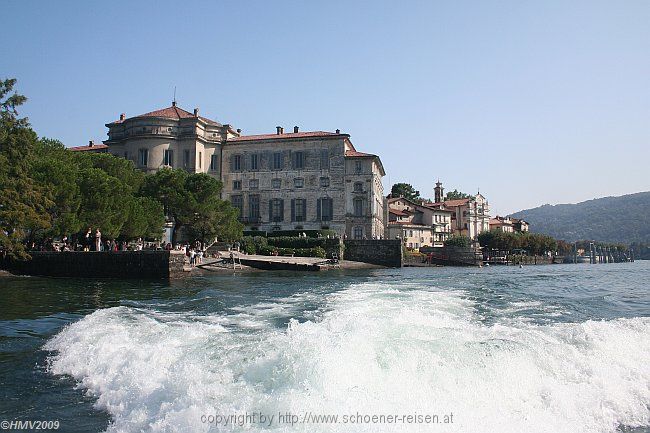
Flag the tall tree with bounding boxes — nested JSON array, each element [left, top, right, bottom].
[[445, 189, 472, 200], [121, 197, 165, 240], [142, 169, 243, 245], [391, 183, 421, 201], [0, 79, 51, 258]]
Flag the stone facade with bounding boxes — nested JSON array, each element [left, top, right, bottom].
[[88, 104, 385, 240], [489, 216, 515, 233], [386, 196, 453, 248], [102, 103, 239, 176], [426, 183, 490, 240], [1, 251, 185, 279], [343, 239, 402, 267]]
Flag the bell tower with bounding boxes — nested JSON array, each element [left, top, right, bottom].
[[434, 180, 444, 203]]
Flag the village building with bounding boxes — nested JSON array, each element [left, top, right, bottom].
[[386, 196, 453, 248], [221, 128, 385, 239], [489, 216, 530, 233], [73, 103, 385, 240], [510, 217, 529, 233], [425, 181, 491, 240], [489, 216, 515, 233]]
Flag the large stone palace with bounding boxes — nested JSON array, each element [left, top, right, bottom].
[[71, 102, 385, 239]]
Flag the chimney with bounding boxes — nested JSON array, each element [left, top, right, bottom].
[[335, 129, 340, 134], [193, 108, 199, 117], [276, 126, 284, 135], [88, 140, 94, 147], [293, 126, 299, 133], [119, 113, 125, 121], [172, 101, 177, 107], [236, 128, 241, 134]]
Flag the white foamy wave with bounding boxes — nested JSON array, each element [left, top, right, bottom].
[[46, 285, 650, 433]]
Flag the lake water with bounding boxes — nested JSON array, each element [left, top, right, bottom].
[[1, 262, 649, 432]]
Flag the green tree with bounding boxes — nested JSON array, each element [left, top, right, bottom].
[[76, 166, 132, 239], [143, 169, 243, 245], [445, 189, 472, 200], [391, 183, 421, 201], [0, 79, 51, 258], [121, 197, 165, 240], [477, 230, 495, 248], [444, 234, 470, 248], [31, 138, 83, 237]]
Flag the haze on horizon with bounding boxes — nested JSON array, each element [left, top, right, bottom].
[[2, 0, 648, 214]]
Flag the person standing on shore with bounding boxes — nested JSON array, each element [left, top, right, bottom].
[[85, 228, 92, 251], [95, 229, 102, 252]]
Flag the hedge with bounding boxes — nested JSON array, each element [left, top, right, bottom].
[[240, 236, 268, 255], [267, 236, 327, 249], [244, 229, 338, 239], [258, 245, 325, 258]]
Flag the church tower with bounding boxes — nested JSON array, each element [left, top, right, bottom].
[[434, 180, 444, 203]]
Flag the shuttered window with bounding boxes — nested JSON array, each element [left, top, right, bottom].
[[291, 199, 306, 222], [249, 195, 260, 220], [293, 151, 304, 169], [272, 152, 283, 170], [232, 155, 242, 171], [231, 195, 243, 217], [320, 149, 329, 169], [269, 199, 284, 222], [317, 198, 333, 221]]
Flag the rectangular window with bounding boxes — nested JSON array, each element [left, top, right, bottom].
[[163, 149, 173, 167], [294, 178, 304, 188], [354, 226, 363, 240], [249, 179, 259, 190], [354, 182, 363, 192], [138, 148, 148, 167], [353, 198, 363, 217], [320, 177, 330, 187], [249, 195, 260, 220], [250, 154, 258, 170], [232, 155, 241, 171], [273, 152, 283, 170], [292, 199, 306, 222], [320, 149, 329, 170], [270, 199, 284, 222], [272, 178, 281, 189], [355, 161, 362, 173], [231, 195, 243, 217], [293, 151, 304, 169], [184, 150, 190, 168], [319, 198, 333, 221], [198, 152, 202, 169], [233, 180, 242, 190], [210, 154, 218, 171]]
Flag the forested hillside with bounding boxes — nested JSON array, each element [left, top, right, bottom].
[[510, 191, 650, 244]]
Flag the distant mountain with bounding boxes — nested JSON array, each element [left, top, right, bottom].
[[509, 191, 650, 244]]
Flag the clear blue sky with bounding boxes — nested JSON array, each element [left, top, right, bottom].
[[3, 0, 649, 214]]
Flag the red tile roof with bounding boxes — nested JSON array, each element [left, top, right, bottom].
[[439, 198, 470, 207], [345, 150, 377, 158], [68, 143, 108, 152], [229, 131, 344, 142], [490, 218, 512, 226], [389, 208, 410, 216], [109, 104, 221, 126]]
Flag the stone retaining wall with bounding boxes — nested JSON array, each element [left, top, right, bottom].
[[343, 240, 402, 267], [1, 251, 185, 279]]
